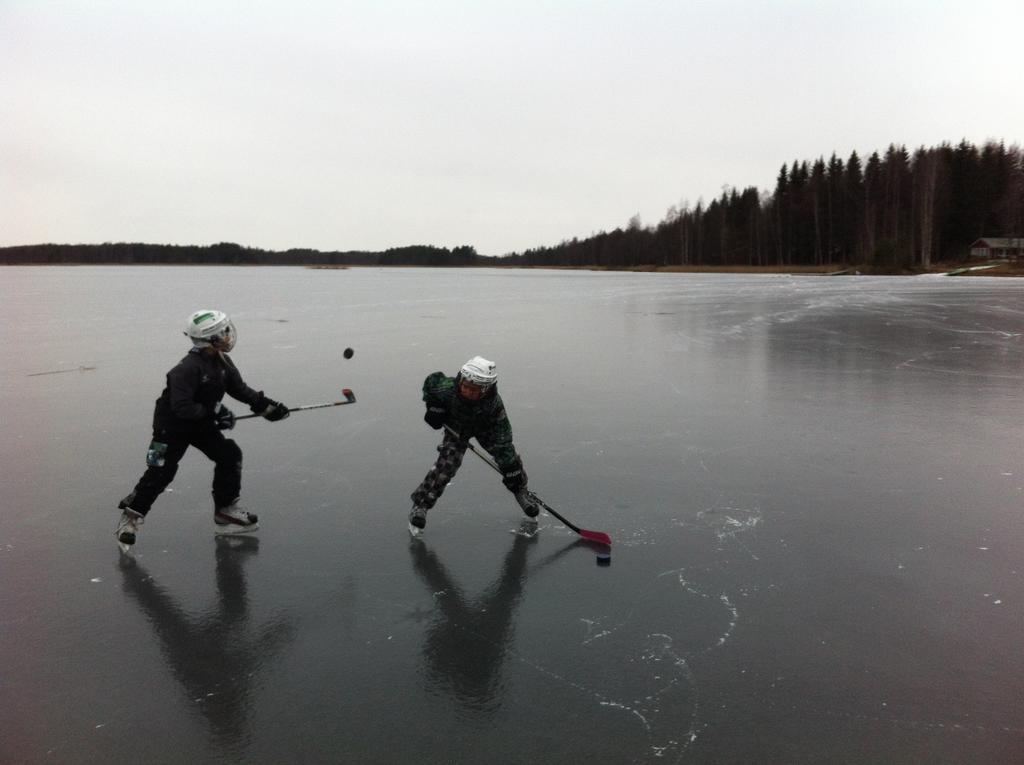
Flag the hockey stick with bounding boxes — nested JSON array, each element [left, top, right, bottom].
[[443, 425, 612, 546], [236, 388, 357, 420]]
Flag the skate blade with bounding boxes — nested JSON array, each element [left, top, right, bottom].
[[408, 522, 424, 538], [214, 522, 260, 535]]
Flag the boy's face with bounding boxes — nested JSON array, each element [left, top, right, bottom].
[[210, 325, 235, 352], [457, 378, 485, 401]]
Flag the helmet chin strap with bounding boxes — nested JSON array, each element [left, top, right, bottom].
[[191, 339, 225, 355]]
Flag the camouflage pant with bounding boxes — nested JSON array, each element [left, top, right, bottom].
[[411, 434, 527, 510], [410, 437, 467, 510]]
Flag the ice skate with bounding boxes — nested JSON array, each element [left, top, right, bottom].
[[515, 490, 540, 520], [214, 500, 259, 534], [408, 505, 428, 536], [116, 508, 144, 552]]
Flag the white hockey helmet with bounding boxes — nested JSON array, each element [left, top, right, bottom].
[[459, 356, 497, 388], [185, 309, 236, 351]]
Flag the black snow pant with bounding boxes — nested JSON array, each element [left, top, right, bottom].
[[411, 432, 526, 510], [120, 426, 243, 516]]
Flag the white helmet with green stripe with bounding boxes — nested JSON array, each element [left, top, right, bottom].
[[185, 309, 236, 351]]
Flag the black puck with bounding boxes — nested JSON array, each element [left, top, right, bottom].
[[596, 551, 611, 566], [343, 347, 354, 359]]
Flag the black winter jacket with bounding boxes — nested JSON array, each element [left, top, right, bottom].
[[153, 348, 267, 434]]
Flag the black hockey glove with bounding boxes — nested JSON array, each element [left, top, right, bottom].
[[260, 398, 290, 422], [501, 458, 527, 493], [424, 406, 447, 430], [213, 403, 236, 430]]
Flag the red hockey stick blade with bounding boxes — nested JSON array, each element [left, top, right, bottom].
[[578, 529, 612, 546]]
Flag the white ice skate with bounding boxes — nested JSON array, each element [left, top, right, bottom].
[[214, 501, 260, 534], [116, 508, 144, 553]]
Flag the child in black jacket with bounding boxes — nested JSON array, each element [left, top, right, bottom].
[[116, 310, 289, 550]]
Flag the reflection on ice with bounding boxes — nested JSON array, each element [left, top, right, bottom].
[[409, 534, 537, 717], [118, 538, 297, 750]]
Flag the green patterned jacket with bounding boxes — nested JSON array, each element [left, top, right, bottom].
[[421, 372, 521, 476]]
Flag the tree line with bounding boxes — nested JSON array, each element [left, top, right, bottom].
[[3, 140, 1020, 270], [0, 242, 480, 267], [505, 140, 1024, 270]]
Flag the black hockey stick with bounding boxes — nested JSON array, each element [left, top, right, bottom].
[[236, 388, 356, 420], [443, 425, 612, 546]]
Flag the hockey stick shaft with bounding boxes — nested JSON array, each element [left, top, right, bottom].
[[236, 388, 356, 420], [443, 425, 612, 546]]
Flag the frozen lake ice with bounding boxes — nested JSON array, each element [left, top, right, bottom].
[[1, 266, 1022, 763]]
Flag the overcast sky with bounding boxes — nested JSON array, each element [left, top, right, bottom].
[[2, 0, 1021, 256]]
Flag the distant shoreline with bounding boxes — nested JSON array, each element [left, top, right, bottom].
[[312, 262, 1021, 276], [2, 261, 1020, 276], [530, 262, 1024, 277]]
